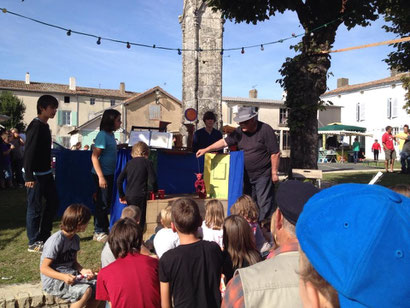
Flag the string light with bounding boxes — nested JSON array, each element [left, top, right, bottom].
[[177, 48, 181, 55], [0, 7, 350, 54]]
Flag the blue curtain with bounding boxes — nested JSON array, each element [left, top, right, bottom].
[[227, 151, 244, 214]]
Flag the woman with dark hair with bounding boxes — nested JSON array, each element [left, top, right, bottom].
[[222, 215, 261, 283], [91, 109, 121, 242], [192, 111, 223, 153]]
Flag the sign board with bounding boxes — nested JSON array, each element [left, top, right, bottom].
[[129, 130, 173, 149]]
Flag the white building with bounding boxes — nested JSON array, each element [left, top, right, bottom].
[[321, 72, 409, 160]]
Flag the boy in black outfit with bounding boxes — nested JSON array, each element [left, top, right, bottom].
[[117, 141, 157, 229], [24, 95, 59, 252], [159, 198, 223, 308]]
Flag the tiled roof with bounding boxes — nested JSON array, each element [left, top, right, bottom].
[[124, 86, 182, 106], [0, 79, 138, 99], [322, 73, 409, 96], [223, 96, 284, 105]]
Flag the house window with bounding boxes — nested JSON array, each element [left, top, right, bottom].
[[60, 136, 71, 148], [356, 102, 365, 122], [64, 96, 70, 103], [149, 105, 161, 120], [279, 108, 289, 125], [62, 111, 71, 125], [90, 98, 95, 105], [110, 99, 116, 106], [283, 130, 291, 150]]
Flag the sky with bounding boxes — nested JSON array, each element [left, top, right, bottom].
[[0, 0, 399, 100]]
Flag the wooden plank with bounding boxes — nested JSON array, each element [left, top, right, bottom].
[[292, 169, 323, 180]]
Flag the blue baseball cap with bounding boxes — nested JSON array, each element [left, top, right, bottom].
[[296, 184, 410, 307]]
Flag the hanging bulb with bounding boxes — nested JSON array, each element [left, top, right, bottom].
[[220, 49, 224, 55], [126, 42, 131, 49], [2, 8, 7, 13], [153, 44, 156, 48], [177, 49, 181, 55], [291, 33, 296, 37], [97, 37, 101, 45], [66, 29, 71, 36], [279, 39, 284, 43], [260, 44, 264, 51], [241, 47, 245, 54]]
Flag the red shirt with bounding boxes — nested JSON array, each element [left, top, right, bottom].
[[382, 132, 395, 150], [96, 252, 160, 308], [372, 142, 381, 151]]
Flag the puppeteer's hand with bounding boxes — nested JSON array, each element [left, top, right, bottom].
[[272, 174, 279, 183], [63, 274, 76, 285], [80, 269, 95, 280], [119, 197, 127, 204], [98, 176, 107, 189], [196, 149, 207, 158], [25, 181, 35, 188]]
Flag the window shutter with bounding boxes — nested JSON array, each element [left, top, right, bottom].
[[71, 111, 78, 126], [360, 102, 365, 121], [392, 98, 398, 118], [356, 103, 360, 122], [57, 110, 62, 126], [387, 98, 391, 119]]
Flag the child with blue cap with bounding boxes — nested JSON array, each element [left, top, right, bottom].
[[296, 183, 410, 308]]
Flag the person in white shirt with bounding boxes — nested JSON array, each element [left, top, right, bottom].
[[154, 206, 179, 258]]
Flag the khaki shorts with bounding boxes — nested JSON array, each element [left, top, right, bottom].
[[384, 149, 396, 161]]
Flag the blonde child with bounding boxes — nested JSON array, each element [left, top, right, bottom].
[[200, 199, 225, 248], [230, 195, 271, 255], [40, 204, 99, 308], [153, 205, 179, 258], [117, 141, 158, 229]]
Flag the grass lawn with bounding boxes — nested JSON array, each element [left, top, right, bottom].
[[0, 171, 408, 285]]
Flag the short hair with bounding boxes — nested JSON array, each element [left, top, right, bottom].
[[299, 249, 340, 308], [131, 141, 149, 158], [37, 95, 58, 115], [204, 199, 225, 230], [171, 198, 202, 234], [404, 124, 409, 129], [385, 125, 392, 131], [60, 204, 91, 233], [11, 128, 18, 133], [108, 218, 143, 259], [160, 206, 173, 228], [203, 111, 216, 122], [121, 205, 141, 223], [230, 195, 259, 222], [390, 184, 410, 198], [100, 109, 121, 132]]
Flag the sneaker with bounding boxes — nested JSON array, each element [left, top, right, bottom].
[[28, 241, 44, 253], [93, 233, 108, 243]]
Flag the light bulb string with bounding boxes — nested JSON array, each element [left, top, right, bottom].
[[1, 7, 348, 53]]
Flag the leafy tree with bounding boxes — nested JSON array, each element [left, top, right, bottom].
[[207, 0, 383, 170], [0, 91, 26, 131]]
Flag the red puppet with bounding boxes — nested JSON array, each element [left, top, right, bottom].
[[194, 173, 206, 199]]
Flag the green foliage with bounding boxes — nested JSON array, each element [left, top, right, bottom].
[[0, 91, 26, 131], [401, 75, 410, 114]]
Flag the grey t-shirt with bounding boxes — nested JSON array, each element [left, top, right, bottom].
[[101, 243, 116, 268], [40, 231, 80, 289]]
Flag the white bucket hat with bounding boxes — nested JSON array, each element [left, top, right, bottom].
[[233, 107, 258, 123]]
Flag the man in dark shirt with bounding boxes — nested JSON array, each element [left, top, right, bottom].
[[192, 111, 223, 153], [197, 107, 280, 221], [24, 95, 59, 253]]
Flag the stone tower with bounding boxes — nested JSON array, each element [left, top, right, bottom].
[[179, 0, 224, 131]]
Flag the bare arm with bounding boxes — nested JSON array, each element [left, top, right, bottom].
[[270, 152, 280, 183], [196, 138, 227, 158], [40, 258, 76, 285], [91, 147, 107, 188], [160, 282, 172, 308]]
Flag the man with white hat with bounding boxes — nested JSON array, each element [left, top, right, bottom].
[[196, 106, 280, 221]]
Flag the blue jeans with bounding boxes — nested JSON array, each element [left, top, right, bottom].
[[243, 173, 276, 221], [26, 173, 59, 245], [92, 174, 114, 234], [400, 151, 410, 173], [353, 151, 359, 163]]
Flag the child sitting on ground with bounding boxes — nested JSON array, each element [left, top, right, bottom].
[[40, 204, 99, 308], [153, 205, 179, 258], [230, 195, 271, 256], [101, 205, 153, 268], [96, 218, 160, 308], [159, 198, 224, 308], [117, 141, 158, 229], [199, 199, 225, 248], [222, 215, 261, 283]]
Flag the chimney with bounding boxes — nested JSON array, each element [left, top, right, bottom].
[[249, 89, 258, 98], [390, 68, 399, 77], [337, 78, 349, 88], [120, 82, 125, 94], [25, 72, 30, 85], [69, 77, 76, 91]]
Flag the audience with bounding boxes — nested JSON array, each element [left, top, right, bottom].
[[222, 180, 319, 307], [199, 199, 225, 248], [222, 215, 261, 284], [390, 183, 410, 197], [153, 205, 180, 258], [159, 198, 224, 308], [96, 218, 160, 308], [297, 184, 410, 308]]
